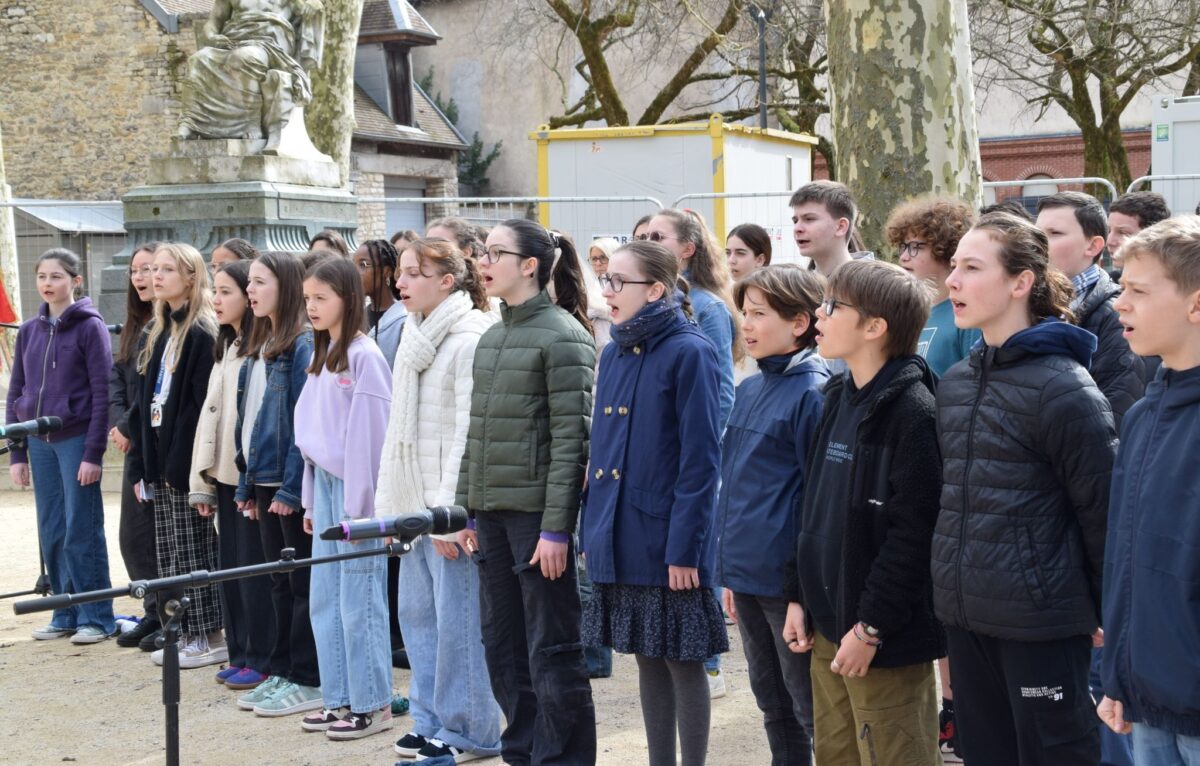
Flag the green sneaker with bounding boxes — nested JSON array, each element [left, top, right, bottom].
[[237, 675, 282, 710], [391, 694, 410, 716], [253, 682, 323, 717]]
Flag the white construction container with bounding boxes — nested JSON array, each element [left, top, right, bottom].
[[531, 115, 817, 263], [1148, 95, 1200, 213]]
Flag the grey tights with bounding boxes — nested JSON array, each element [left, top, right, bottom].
[[636, 654, 711, 766]]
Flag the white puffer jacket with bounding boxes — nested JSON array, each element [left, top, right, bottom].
[[375, 307, 496, 537]]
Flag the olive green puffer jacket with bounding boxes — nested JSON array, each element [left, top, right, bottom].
[[456, 290, 596, 532]]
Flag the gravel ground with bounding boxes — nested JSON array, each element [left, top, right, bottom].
[[0, 489, 772, 765]]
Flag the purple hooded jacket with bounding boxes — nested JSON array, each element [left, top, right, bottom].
[[6, 298, 112, 465]]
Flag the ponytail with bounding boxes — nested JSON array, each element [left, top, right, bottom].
[[405, 237, 491, 312], [501, 219, 593, 334], [975, 211, 1076, 324], [549, 232, 593, 335]]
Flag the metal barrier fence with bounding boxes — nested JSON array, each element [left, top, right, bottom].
[[1127, 174, 1200, 214], [671, 191, 801, 264], [359, 195, 665, 243], [983, 176, 1120, 201]]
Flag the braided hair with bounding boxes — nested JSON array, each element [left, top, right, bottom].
[[360, 238, 402, 307]]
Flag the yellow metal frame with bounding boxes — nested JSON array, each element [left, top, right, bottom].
[[530, 114, 817, 235]]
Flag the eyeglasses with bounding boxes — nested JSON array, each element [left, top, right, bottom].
[[634, 233, 650, 241], [898, 241, 927, 258], [821, 297, 856, 316], [129, 266, 153, 277], [355, 259, 374, 272], [589, 255, 609, 265], [599, 274, 655, 293], [646, 232, 678, 244], [482, 246, 529, 264]]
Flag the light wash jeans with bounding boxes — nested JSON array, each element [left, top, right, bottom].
[[28, 434, 115, 633], [1134, 724, 1200, 766], [308, 468, 392, 713], [398, 536, 502, 756]]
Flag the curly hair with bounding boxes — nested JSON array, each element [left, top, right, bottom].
[[884, 198, 976, 266]]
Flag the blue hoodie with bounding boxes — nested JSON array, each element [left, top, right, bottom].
[[1102, 364, 1200, 736], [1001, 316, 1097, 366], [717, 349, 828, 597]]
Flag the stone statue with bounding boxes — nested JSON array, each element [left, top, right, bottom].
[[178, 0, 325, 155]]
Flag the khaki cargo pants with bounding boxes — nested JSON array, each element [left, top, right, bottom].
[[810, 632, 943, 765]]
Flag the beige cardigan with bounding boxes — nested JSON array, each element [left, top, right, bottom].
[[188, 342, 246, 507]]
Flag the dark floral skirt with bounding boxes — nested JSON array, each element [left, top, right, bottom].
[[582, 582, 729, 662]]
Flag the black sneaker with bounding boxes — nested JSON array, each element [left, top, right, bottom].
[[138, 628, 164, 652], [394, 731, 429, 758], [415, 737, 484, 763], [939, 705, 963, 762], [117, 618, 161, 648]]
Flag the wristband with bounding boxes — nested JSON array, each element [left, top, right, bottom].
[[853, 622, 883, 648]]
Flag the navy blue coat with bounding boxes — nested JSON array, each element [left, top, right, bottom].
[[717, 351, 828, 597], [580, 309, 722, 587], [1102, 365, 1200, 736]]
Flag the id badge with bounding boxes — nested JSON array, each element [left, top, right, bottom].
[[150, 401, 163, 428]]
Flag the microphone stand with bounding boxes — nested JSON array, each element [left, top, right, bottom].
[[0, 437, 53, 601], [13, 538, 420, 766]]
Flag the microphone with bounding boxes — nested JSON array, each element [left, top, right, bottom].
[[320, 506, 469, 542], [1, 416, 64, 440], [107, 323, 123, 335]]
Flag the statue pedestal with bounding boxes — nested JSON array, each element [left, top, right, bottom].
[[150, 136, 341, 188], [99, 180, 358, 322]]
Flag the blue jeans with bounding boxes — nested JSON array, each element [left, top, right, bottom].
[[308, 468, 391, 712], [28, 434, 115, 633], [1134, 724, 1200, 766], [1091, 647, 1135, 766], [398, 536, 502, 755]]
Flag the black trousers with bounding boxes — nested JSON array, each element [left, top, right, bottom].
[[733, 592, 814, 766], [118, 476, 157, 616], [215, 482, 274, 672], [476, 510, 596, 766], [945, 626, 1099, 766], [254, 485, 319, 688]]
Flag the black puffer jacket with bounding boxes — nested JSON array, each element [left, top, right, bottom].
[[933, 319, 1117, 642], [1076, 269, 1144, 429]]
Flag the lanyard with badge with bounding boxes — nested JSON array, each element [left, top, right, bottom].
[[151, 337, 176, 428]]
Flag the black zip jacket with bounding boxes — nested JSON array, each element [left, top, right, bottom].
[[788, 355, 946, 669]]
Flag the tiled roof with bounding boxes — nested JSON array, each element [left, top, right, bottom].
[[154, 0, 216, 15], [360, 0, 439, 40], [354, 84, 466, 150]]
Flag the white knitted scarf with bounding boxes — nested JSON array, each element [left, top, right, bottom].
[[388, 290, 473, 517]]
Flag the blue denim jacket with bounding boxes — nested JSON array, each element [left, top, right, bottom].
[[235, 332, 313, 509], [689, 287, 735, 431]]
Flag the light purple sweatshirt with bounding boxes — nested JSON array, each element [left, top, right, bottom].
[[295, 335, 392, 520]]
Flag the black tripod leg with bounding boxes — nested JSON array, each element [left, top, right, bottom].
[[159, 597, 190, 766]]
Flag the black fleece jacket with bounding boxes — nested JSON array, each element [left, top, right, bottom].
[[786, 355, 946, 669]]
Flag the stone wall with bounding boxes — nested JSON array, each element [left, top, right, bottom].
[[0, 1, 198, 200]]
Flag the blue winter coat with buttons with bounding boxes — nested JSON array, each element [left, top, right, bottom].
[[580, 308, 722, 588], [717, 350, 829, 598]]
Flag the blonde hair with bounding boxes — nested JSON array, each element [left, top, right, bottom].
[[1122, 215, 1200, 294], [138, 242, 217, 374]]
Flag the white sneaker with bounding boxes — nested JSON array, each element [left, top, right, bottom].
[[707, 669, 726, 699], [151, 633, 229, 668]]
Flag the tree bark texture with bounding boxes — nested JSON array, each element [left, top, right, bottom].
[[824, 0, 981, 251], [305, 0, 364, 187]]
